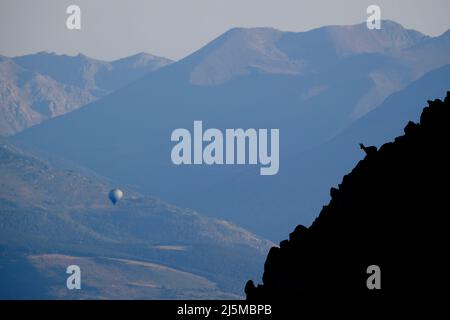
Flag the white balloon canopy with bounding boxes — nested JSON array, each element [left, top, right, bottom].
[[108, 188, 124, 205]]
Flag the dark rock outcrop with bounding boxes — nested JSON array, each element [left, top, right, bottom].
[[246, 91, 450, 300]]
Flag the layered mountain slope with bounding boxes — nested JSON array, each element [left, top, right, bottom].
[[246, 92, 450, 299], [0, 58, 95, 135], [0, 139, 272, 298], [0, 52, 172, 135], [12, 52, 173, 96]]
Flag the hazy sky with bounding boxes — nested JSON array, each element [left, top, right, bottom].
[[1, 0, 450, 61]]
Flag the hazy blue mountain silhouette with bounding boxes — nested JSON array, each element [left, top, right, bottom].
[[0, 52, 172, 135], [246, 91, 450, 301], [14, 21, 450, 240], [13, 52, 173, 96], [0, 57, 94, 135]]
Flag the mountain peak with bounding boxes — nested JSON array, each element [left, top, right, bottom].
[[111, 52, 173, 68], [322, 19, 428, 56], [187, 21, 428, 85], [0, 138, 274, 299], [188, 26, 297, 85], [440, 28, 450, 38]]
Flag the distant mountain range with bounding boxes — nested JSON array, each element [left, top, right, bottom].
[[13, 21, 450, 241], [0, 52, 172, 135], [0, 139, 272, 299]]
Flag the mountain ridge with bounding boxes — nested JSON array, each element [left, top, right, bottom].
[[187, 20, 429, 86], [0, 52, 172, 135], [12, 51, 173, 93]]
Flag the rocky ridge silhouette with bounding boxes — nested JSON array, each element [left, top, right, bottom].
[[246, 91, 450, 300]]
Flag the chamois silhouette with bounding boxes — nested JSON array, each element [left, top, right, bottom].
[[359, 143, 377, 156]]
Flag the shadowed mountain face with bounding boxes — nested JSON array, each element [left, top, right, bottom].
[[0, 139, 272, 299], [0, 53, 172, 135], [245, 92, 450, 300], [13, 21, 450, 241], [0, 59, 95, 136]]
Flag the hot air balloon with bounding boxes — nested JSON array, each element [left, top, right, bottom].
[[108, 188, 123, 205]]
